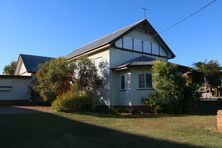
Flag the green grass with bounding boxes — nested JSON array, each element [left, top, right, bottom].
[[0, 112, 222, 148]]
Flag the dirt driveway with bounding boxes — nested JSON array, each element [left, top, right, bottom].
[[0, 106, 52, 114]]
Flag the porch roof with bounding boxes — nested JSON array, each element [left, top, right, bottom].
[[111, 56, 191, 72], [111, 56, 155, 71]]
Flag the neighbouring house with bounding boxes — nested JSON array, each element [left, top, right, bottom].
[[0, 54, 53, 101], [0, 75, 32, 101], [14, 54, 54, 76], [65, 19, 178, 108]]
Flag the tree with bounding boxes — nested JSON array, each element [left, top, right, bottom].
[[34, 58, 76, 103], [72, 56, 100, 98], [3, 61, 17, 75], [152, 61, 185, 101], [33, 57, 99, 104], [193, 60, 221, 88], [142, 61, 185, 113]]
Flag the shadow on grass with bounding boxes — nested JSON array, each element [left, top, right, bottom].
[[71, 111, 216, 119], [0, 106, 202, 148]]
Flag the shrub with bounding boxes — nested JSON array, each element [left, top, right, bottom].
[[52, 88, 93, 112], [33, 57, 100, 104], [142, 61, 185, 114], [142, 94, 163, 114], [33, 58, 76, 103]]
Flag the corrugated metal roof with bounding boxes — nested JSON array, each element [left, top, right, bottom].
[[112, 56, 190, 71], [112, 56, 155, 70], [66, 19, 176, 60], [66, 19, 147, 59], [20, 54, 54, 73]]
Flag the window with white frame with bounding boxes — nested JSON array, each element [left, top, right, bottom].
[[120, 75, 125, 90], [138, 73, 152, 88], [146, 73, 152, 88]]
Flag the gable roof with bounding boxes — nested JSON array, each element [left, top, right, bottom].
[[19, 54, 54, 73], [66, 19, 176, 60]]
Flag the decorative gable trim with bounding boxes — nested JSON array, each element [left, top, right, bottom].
[[66, 19, 176, 60]]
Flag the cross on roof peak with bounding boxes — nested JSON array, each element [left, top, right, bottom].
[[141, 5, 148, 18]]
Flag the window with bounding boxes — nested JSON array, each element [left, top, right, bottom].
[[152, 42, 159, 55], [120, 75, 125, 90], [139, 73, 152, 88], [133, 38, 142, 52], [139, 74, 145, 88], [123, 36, 133, 50], [159, 46, 167, 56], [146, 74, 152, 88], [143, 41, 151, 53], [115, 38, 123, 48]]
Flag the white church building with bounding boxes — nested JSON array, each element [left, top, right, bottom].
[[65, 19, 176, 107], [10, 19, 187, 107]]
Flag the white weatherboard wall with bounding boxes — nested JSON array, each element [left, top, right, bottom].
[[109, 46, 159, 106], [109, 29, 169, 106], [88, 49, 111, 106], [0, 77, 32, 100], [111, 67, 154, 106]]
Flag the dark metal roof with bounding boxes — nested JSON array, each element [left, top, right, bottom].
[[112, 56, 191, 72], [112, 56, 155, 70], [66, 19, 144, 59], [20, 54, 54, 73], [66, 19, 176, 59]]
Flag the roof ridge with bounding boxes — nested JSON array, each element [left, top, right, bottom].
[[20, 53, 54, 59]]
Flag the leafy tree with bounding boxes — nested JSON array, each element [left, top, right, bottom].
[[73, 57, 96, 90], [182, 70, 202, 98], [142, 61, 185, 113], [72, 56, 100, 98], [34, 58, 76, 103], [3, 61, 17, 75], [152, 61, 185, 102], [33, 57, 99, 104], [193, 60, 221, 87]]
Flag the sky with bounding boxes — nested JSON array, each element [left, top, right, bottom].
[[0, 0, 221, 74]]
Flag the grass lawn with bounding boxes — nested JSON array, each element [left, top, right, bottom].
[[0, 112, 222, 148]]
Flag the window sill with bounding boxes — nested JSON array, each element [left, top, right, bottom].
[[137, 88, 154, 90]]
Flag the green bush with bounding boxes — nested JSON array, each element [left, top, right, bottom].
[[142, 61, 185, 114], [142, 94, 163, 114], [33, 58, 76, 103], [52, 90, 93, 112], [142, 93, 184, 114]]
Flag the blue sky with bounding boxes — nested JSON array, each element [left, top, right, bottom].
[[0, 0, 221, 74]]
